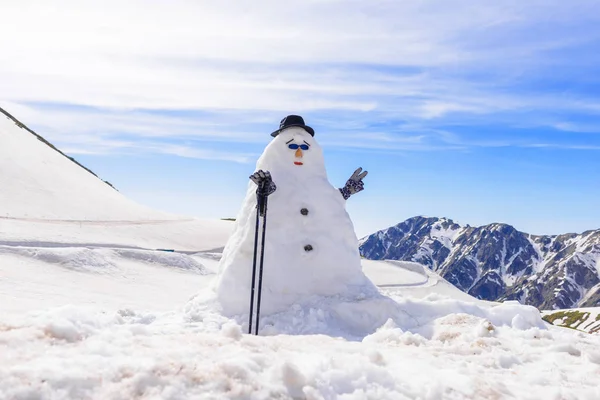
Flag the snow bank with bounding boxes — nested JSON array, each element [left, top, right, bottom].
[[1, 302, 599, 400], [1, 245, 598, 399], [185, 288, 546, 340], [0, 249, 216, 314], [0, 246, 207, 274]]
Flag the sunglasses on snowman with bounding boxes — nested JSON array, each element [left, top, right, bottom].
[[288, 144, 310, 150]]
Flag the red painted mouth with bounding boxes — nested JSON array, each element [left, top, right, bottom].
[[294, 161, 303, 165]]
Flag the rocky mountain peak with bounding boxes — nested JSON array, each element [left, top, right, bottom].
[[360, 217, 600, 310]]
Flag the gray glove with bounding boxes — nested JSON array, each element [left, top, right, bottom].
[[339, 167, 368, 200], [250, 170, 277, 196]]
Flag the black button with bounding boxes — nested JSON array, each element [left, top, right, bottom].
[[300, 208, 308, 216], [304, 245, 313, 252]]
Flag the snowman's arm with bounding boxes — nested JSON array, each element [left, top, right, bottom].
[[339, 167, 368, 200]]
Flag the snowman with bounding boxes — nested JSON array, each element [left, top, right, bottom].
[[212, 115, 378, 318]]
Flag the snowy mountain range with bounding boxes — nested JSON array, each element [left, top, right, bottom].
[[360, 216, 600, 310]]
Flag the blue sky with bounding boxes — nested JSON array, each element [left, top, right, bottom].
[[1, 0, 600, 237]]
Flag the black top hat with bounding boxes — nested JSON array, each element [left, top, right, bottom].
[[271, 115, 314, 137]]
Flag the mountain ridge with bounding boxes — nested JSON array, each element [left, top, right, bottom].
[[0, 105, 114, 189], [0, 105, 233, 251], [359, 216, 600, 310]]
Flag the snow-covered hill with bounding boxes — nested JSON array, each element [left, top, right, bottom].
[[1, 111, 600, 398], [360, 216, 600, 310], [0, 111, 232, 251]]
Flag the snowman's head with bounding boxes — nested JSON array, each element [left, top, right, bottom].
[[256, 127, 325, 177]]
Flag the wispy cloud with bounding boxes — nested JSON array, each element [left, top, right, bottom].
[[523, 143, 600, 150], [146, 143, 255, 163], [1, 0, 600, 158], [551, 122, 600, 134]]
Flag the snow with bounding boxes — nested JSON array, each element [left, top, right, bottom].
[[2, 254, 600, 399], [0, 113, 233, 252], [2, 277, 600, 399], [0, 248, 216, 313], [1, 116, 600, 398], [501, 247, 525, 287], [0, 115, 158, 221], [363, 260, 429, 287], [526, 235, 545, 273], [365, 260, 481, 303], [429, 220, 460, 250]]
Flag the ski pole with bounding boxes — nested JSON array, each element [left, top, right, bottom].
[[254, 194, 269, 335], [248, 197, 262, 334]]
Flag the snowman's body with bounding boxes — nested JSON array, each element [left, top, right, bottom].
[[213, 127, 377, 316]]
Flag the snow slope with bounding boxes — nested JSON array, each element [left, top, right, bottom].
[[0, 114, 158, 220], [0, 113, 232, 251], [362, 259, 480, 303]]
